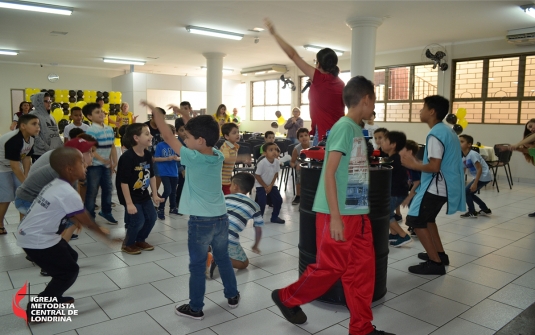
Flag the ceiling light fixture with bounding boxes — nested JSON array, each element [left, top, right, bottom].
[[0, 0, 72, 15], [0, 49, 18, 55], [303, 44, 344, 56], [522, 4, 535, 18], [186, 25, 243, 40], [103, 58, 145, 66], [241, 64, 287, 76], [200, 66, 234, 74]]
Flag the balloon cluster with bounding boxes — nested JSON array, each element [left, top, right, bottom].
[[25, 88, 122, 123], [446, 108, 469, 135]]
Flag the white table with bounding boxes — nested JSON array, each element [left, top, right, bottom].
[[478, 146, 497, 162]]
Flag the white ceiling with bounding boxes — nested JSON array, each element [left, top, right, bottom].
[[0, 0, 533, 79]]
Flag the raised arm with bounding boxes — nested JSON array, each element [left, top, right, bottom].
[[265, 18, 316, 79], [140, 100, 183, 154]]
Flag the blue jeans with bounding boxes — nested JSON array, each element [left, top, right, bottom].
[[256, 186, 283, 220], [466, 180, 490, 213], [188, 214, 238, 311], [389, 195, 406, 221], [85, 165, 112, 217], [123, 199, 157, 246], [159, 176, 178, 211]]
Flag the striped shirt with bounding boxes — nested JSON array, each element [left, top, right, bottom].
[[225, 193, 264, 245], [220, 141, 239, 186], [86, 123, 115, 166]]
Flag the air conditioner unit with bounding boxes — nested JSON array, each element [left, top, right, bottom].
[[506, 27, 535, 46], [240, 64, 287, 76]]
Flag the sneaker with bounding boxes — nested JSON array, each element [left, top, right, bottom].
[[478, 209, 492, 217], [175, 304, 204, 320], [529, 212, 535, 218], [228, 293, 240, 308], [365, 325, 396, 335], [70, 234, 79, 240], [169, 208, 182, 215], [209, 259, 218, 279], [26, 255, 33, 263], [417, 252, 450, 265], [408, 260, 446, 275], [271, 217, 286, 224], [390, 234, 412, 247], [122, 245, 142, 255], [460, 211, 478, 219], [271, 289, 307, 324], [408, 227, 417, 237], [135, 241, 154, 251], [388, 234, 398, 242], [98, 211, 118, 224], [40, 270, 49, 276], [292, 196, 301, 205], [157, 209, 165, 220], [394, 214, 403, 223], [58, 296, 75, 304]]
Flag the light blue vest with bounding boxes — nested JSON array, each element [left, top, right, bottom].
[[408, 122, 466, 216]]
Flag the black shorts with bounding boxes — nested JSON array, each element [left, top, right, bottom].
[[405, 192, 447, 229]]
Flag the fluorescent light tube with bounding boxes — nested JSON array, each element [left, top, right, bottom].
[[200, 66, 234, 73], [186, 25, 243, 40], [103, 58, 145, 66], [525, 7, 535, 18], [303, 44, 344, 56], [0, 49, 18, 55], [0, 1, 72, 15]]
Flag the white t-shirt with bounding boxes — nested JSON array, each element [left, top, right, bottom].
[[426, 136, 447, 196], [63, 123, 90, 141], [364, 123, 379, 137], [0, 130, 34, 173], [17, 178, 85, 249], [463, 150, 492, 182], [254, 157, 280, 188]]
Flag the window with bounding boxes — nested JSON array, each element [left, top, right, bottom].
[[251, 79, 292, 120], [451, 55, 535, 124]]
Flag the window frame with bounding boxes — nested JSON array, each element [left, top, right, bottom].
[[250, 78, 292, 121], [451, 52, 535, 125]]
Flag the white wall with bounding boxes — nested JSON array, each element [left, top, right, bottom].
[[0, 62, 119, 133]]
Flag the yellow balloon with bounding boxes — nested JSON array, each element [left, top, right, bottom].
[[52, 108, 63, 123], [25, 95, 31, 101], [458, 118, 468, 129], [456, 108, 467, 120], [25, 88, 33, 96], [75, 101, 87, 108], [116, 92, 122, 99]]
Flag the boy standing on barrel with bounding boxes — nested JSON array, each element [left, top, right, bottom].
[[271, 76, 392, 335]]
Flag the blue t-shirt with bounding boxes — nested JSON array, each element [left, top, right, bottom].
[[155, 142, 179, 177], [179, 146, 226, 216], [408, 169, 421, 184]]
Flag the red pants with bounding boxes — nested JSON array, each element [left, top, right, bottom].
[[279, 213, 375, 335], [222, 184, 231, 195]]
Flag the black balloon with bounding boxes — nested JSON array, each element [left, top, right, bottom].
[[77, 90, 83, 98], [48, 89, 55, 97], [446, 113, 457, 125], [103, 98, 109, 104], [103, 91, 109, 98], [69, 90, 75, 97], [58, 119, 69, 133], [62, 103, 69, 109], [69, 97, 76, 103], [40, 89, 47, 92], [63, 108, 70, 115], [97, 91, 103, 98], [51, 102, 61, 110], [453, 124, 463, 135]]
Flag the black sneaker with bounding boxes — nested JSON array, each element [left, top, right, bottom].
[[228, 293, 240, 308], [529, 212, 535, 218], [364, 325, 396, 335], [40, 270, 50, 276], [292, 196, 301, 205], [408, 260, 446, 275], [417, 252, 450, 265], [271, 217, 286, 224], [460, 211, 478, 219], [478, 209, 492, 216], [25, 255, 33, 263], [394, 214, 403, 223], [70, 234, 79, 240], [407, 227, 417, 237], [271, 289, 307, 324], [58, 296, 75, 304], [175, 304, 204, 320], [209, 259, 217, 279]]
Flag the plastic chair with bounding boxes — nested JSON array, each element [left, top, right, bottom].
[[233, 145, 254, 174], [416, 144, 425, 161], [487, 144, 513, 192], [279, 143, 297, 194]]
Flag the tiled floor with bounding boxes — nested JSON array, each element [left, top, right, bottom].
[[2, 181, 535, 335]]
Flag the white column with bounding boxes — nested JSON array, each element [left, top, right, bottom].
[[203, 52, 225, 116], [346, 17, 383, 81]]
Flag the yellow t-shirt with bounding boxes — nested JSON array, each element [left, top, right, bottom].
[[116, 111, 134, 126]]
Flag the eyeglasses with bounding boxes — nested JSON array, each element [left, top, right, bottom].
[[43, 100, 52, 103]]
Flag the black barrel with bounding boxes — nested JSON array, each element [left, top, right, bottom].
[[298, 163, 392, 304]]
